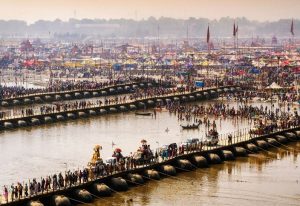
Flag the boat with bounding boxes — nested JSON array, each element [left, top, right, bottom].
[[181, 123, 200, 129], [135, 112, 152, 116]]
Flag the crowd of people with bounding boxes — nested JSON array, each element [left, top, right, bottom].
[[0, 136, 206, 204], [1, 103, 299, 203], [166, 98, 299, 132], [223, 89, 299, 104], [0, 84, 195, 119], [2, 169, 91, 203], [3, 109, 298, 204], [0, 75, 299, 204], [0, 77, 169, 100], [0, 80, 122, 99]]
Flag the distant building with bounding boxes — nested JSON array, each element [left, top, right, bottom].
[[271, 36, 278, 45], [20, 40, 34, 52]]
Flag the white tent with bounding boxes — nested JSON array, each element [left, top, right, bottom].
[[266, 82, 283, 90]]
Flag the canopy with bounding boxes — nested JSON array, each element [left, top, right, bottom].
[[114, 148, 122, 153], [292, 67, 300, 74], [141, 139, 147, 144], [249, 67, 261, 74], [266, 82, 283, 90]]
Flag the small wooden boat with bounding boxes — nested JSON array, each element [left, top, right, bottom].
[[135, 112, 152, 116], [181, 123, 200, 129]]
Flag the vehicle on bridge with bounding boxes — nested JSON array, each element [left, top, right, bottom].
[[204, 130, 219, 146], [133, 139, 154, 165]]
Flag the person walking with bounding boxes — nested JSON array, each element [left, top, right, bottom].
[[10, 184, 14, 202], [228, 134, 232, 145], [24, 184, 28, 197], [17, 183, 23, 199], [3, 186, 8, 203]]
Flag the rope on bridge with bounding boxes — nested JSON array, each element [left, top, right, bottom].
[[173, 166, 193, 172], [267, 142, 290, 151], [89, 191, 110, 202], [253, 145, 278, 157], [65, 196, 94, 206], [124, 178, 144, 186], [244, 148, 278, 160], [140, 175, 161, 183], [274, 140, 300, 152]]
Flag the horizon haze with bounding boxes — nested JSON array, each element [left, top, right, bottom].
[[0, 0, 300, 24]]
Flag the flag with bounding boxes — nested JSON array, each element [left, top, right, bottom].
[[206, 25, 210, 43], [291, 19, 295, 36], [233, 22, 236, 36], [233, 22, 238, 36]]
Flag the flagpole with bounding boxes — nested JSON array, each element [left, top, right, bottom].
[[291, 19, 295, 51], [293, 19, 294, 48], [236, 25, 239, 60], [233, 21, 237, 61], [234, 33, 236, 51], [206, 24, 210, 83], [157, 24, 160, 56], [292, 33, 295, 51], [186, 23, 189, 45], [207, 24, 210, 54], [233, 21, 236, 52]]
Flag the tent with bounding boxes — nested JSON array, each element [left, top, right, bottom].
[[249, 67, 261, 74], [266, 82, 283, 90], [292, 67, 300, 74], [112, 63, 122, 71]]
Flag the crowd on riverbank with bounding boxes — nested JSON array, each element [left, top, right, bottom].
[[166, 100, 299, 130], [226, 90, 299, 104], [0, 77, 170, 100]]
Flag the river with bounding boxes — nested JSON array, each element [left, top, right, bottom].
[[0, 99, 299, 205], [82, 142, 300, 206]]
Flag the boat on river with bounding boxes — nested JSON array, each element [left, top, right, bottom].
[[135, 112, 152, 116], [181, 122, 200, 129]]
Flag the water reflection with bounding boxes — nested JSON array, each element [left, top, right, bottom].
[[82, 144, 300, 206], [0, 99, 299, 205]]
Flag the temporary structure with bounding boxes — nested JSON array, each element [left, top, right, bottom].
[[266, 82, 283, 90]]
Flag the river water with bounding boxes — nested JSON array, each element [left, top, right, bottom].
[[0, 99, 299, 205], [84, 143, 300, 206]]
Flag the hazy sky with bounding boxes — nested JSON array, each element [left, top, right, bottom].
[[1, 0, 299, 23]]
